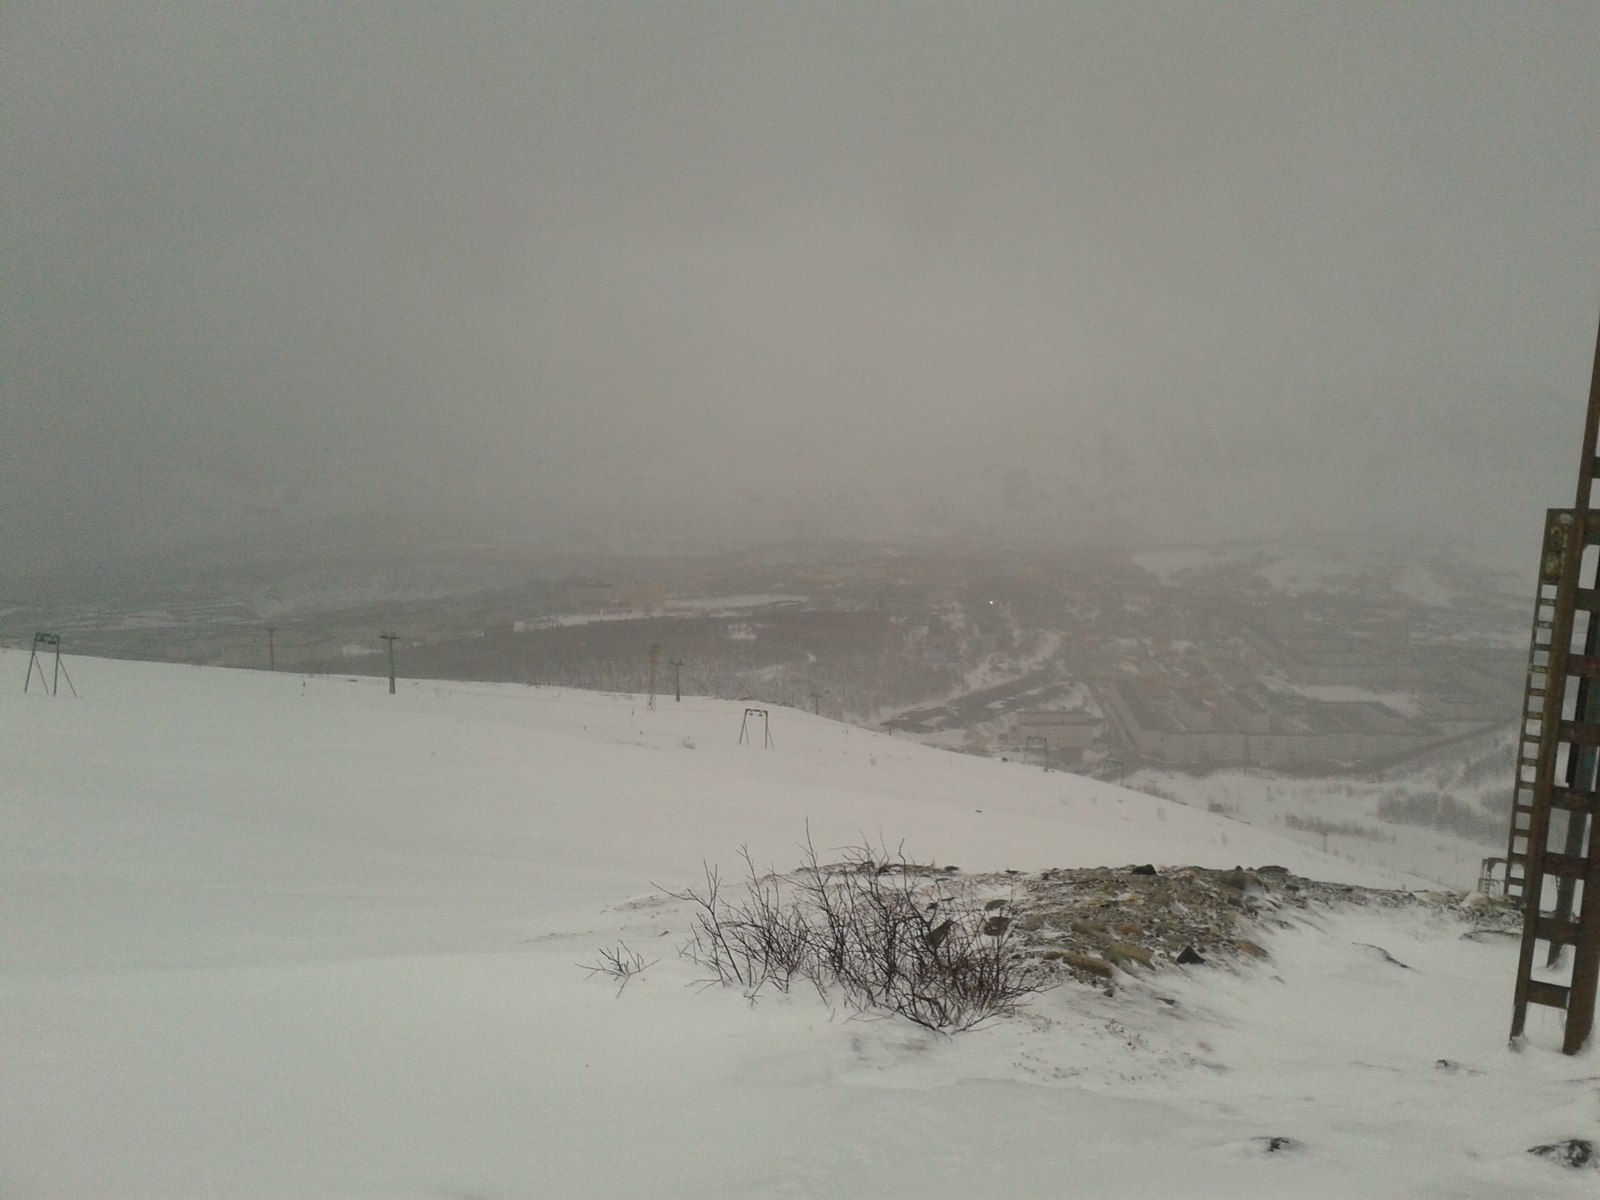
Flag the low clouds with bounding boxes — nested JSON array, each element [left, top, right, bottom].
[[3, 3, 1597, 580]]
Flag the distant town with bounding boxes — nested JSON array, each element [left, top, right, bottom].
[[2, 539, 1528, 775]]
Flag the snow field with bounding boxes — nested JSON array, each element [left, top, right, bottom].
[[3, 650, 1595, 1198]]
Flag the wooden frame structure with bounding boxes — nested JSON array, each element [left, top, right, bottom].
[[1508, 316, 1600, 1054]]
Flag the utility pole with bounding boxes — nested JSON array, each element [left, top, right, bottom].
[[647, 642, 661, 710], [266, 626, 276, 671], [810, 690, 823, 715], [380, 631, 398, 694], [669, 657, 684, 702]]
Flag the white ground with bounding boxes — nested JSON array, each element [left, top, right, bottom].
[[1128, 753, 1508, 892], [4, 651, 1596, 1198], [1270, 681, 1424, 717]]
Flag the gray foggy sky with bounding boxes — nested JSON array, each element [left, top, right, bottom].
[[3, 2, 1598, 581]]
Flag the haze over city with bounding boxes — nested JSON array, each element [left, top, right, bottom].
[[4, 3, 1598, 585], [15, 9, 1600, 1193]]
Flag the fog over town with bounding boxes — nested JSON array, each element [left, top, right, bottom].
[[4, 3, 1598, 588], [14, 8, 1600, 1194]]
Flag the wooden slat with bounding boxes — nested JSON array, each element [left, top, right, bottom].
[[1551, 787, 1600, 815], [1528, 979, 1571, 1009], [1543, 852, 1592, 880], [1558, 721, 1600, 745], [1538, 915, 1585, 945]]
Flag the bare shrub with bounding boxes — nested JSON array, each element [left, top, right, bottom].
[[658, 833, 1039, 1032], [578, 942, 658, 995], [1283, 813, 1393, 842], [1374, 790, 1503, 843]]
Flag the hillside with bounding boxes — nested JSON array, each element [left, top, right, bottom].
[[3, 651, 1592, 1198]]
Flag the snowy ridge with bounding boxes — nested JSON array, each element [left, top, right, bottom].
[[3, 651, 1593, 1198]]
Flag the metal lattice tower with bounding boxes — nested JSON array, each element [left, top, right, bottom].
[[1509, 315, 1600, 1054]]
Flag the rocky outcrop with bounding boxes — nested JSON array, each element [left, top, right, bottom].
[[1529, 1139, 1596, 1169], [993, 864, 1518, 989]]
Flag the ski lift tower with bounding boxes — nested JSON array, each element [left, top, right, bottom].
[[22, 632, 76, 696], [1507, 313, 1600, 1054]]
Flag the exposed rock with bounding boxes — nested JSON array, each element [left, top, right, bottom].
[[1355, 942, 1412, 969], [1249, 1136, 1304, 1155], [1461, 927, 1518, 943], [1130, 863, 1158, 876], [994, 863, 1518, 989], [1529, 1139, 1596, 1169], [1059, 951, 1115, 979], [1103, 941, 1154, 968]]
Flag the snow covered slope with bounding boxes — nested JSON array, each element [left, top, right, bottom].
[[2, 652, 1593, 1198]]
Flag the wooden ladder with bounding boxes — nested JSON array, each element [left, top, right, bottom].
[[1509, 316, 1600, 1054], [1504, 510, 1568, 903]]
